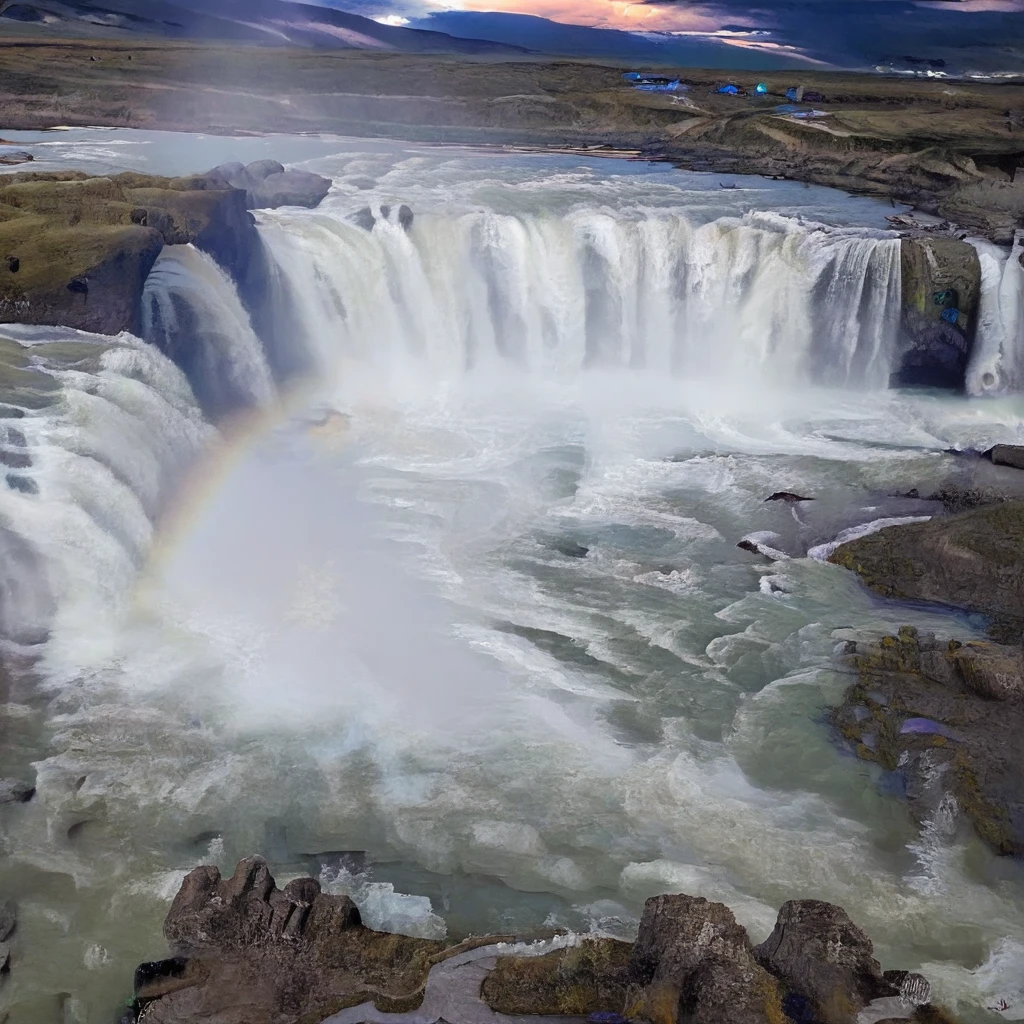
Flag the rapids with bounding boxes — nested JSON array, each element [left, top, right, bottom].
[[1, 136, 1024, 1024]]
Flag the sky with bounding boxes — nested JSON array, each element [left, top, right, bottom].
[[376, 0, 1023, 31], [325, 0, 1024, 71]]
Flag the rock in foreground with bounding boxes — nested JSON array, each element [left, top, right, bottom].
[[131, 857, 445, 1024], [0, 162, 331, 338], [127, 857, 959, 1024]]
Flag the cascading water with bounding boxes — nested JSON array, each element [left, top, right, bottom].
[[967, 233, 1024, 395], [0, 327, 210, 652], [4, 139, 1024, 1024], [259, 207, 902, 391], [141, 244, 276, 417]]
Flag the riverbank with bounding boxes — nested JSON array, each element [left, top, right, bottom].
[[827, 473, 1024, 860], [0, 41, 1022, 242], [123, 855, 957, 1024]]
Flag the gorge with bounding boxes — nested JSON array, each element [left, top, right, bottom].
[[1, 132, 1024, 1024]]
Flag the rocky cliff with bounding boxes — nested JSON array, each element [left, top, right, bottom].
[[0, 161, 330, 346], [893, 237, 983, 391], [828, 495, 1024, 855]]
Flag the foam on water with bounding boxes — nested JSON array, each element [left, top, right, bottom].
[[967, 235, 1024, 396]]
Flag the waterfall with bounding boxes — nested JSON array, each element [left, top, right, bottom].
[[967, 233, 1024, 395], [141, 244, 276, 417], [257, 207, 902, 392], [0, 326, 210, 650]]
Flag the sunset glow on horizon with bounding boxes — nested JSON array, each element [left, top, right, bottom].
[[412, 0, 1024, 31], [423, 0, 725, 32]]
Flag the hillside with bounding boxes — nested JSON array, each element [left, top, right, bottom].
[[0, 0, 526, 53]]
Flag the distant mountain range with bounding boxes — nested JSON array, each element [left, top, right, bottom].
[[0, 0, 527, 53], [2, 0, 1021, 75], [406, 11, 813, 70]]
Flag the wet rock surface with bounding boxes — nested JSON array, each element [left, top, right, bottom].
[[831, 627, 1024, 856], [207, 160, 331, 210], [130, 856, 444, 1024], [986, 444, 1024, 472], [892, 237, 981, 391], [0, 171, 252, 335], [754, 900, 893, 1023], [129, 859, 962, 1024], [629, 894, 784, 1024], [0, 777, 34, 803], [829, 500, 1024, 642], [0, 164, 331, 338]]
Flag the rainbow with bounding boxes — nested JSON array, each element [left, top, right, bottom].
[[137, 386, 351, 596]]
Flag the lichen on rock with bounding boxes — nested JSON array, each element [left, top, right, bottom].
[[831, 627, 1024, 856]]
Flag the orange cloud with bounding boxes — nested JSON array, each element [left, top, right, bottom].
[[440, 0, 722, 32]]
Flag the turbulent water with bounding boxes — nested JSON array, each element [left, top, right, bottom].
[[3, 137, 1024, 1024]]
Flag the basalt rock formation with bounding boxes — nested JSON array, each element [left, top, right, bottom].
[[129, 856, 445, 1024], [827, 496, 1024, 854], [0, 164, 330, 341], [893, 237, 982, 391], [832, 627, 1024, 856], [127, 857, 958, 1024], [828, 500, 1024, 643], [207, 160, 332, 211]]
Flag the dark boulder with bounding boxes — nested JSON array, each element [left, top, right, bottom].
[[164, 857, 359, 954], [754, 899, 893, 1023], [0, 151, 33, 167], [553, 540, 589, 558], [985, 444, 1024, 471], [207, 161, 330, 211], [254, 170, 331, 210], [139, 856, 445, 1024], [893, 237, 981, 391], [352, 206, 376, 231], [246, 159, 286, 183], [630, 894, 785, 1024], [765, 491, 814, 502], [0, 778, 34, 803]]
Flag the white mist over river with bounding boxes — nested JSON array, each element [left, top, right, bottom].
[[1, 133, 1024, 1023]]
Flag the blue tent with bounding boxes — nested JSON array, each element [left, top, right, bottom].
[[940, 308, 961, 324], [755, 82, 768, 94], [717, 84, 740, 95]]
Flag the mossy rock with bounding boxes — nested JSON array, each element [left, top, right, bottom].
[[0, 170, 256, 336], [894, 236, 982, 389], [832, 629, 1024, 856], [482, 938, 634, 1016], [828, 502, 1024, 640]]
